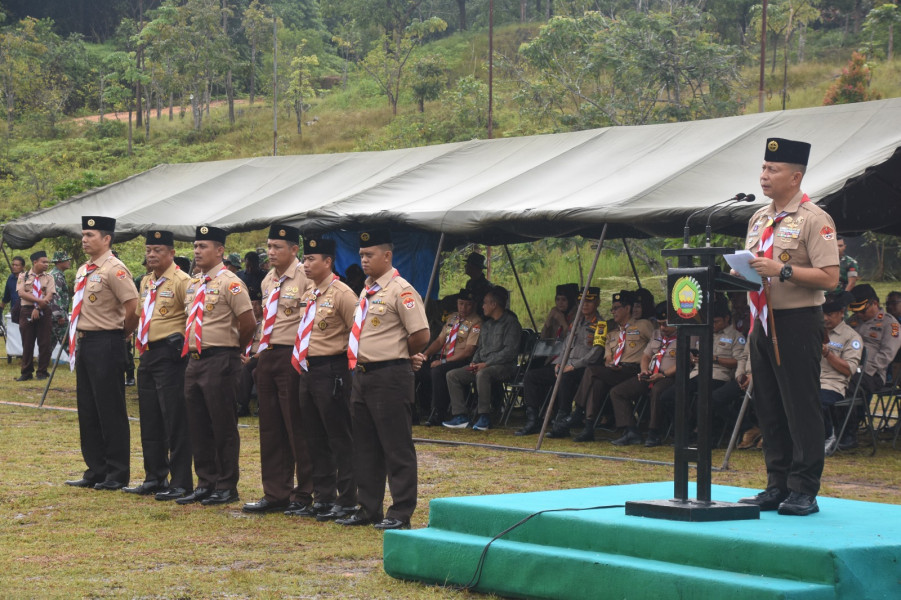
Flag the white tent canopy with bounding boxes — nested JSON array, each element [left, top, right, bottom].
[[4, 98, 901, 248]]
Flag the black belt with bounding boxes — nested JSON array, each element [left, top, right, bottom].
[[356, 358, 409, 373], [77, 329, 124, 338], [266, 344, 294, 350], [189, 346, 239, 360], [773, 306, 823, 316], [620, 362, 640, 369], [307, 354, 346, 366], [147, 334, 184, 350]]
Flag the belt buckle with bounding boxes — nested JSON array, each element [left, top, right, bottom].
[[77, 331, 85, 340], [358, 364, 367, 373], [190, 352, 200, 360]]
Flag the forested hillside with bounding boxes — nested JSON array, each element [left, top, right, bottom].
[[0, 0, 899, 291]]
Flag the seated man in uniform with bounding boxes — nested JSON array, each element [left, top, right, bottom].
[[515, 287, 605, 436], [444, 286, 522, 431], [568, 290, 654, 442], [420, 289, 482, 426], [819, 292, 862, 454], [843, 284, 901, 448], [540, 283, 578, 340], [885, 291, 901, 384], [607, 302, 677, 447]]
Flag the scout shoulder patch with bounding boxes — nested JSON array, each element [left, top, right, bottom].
[[116, 269, 127, 280], [851, 339, 861, 349], [892, 323, 899, 338], [820, 225, 835, 241], [229, 282, 243, 295], [403, 297, 416, 309]]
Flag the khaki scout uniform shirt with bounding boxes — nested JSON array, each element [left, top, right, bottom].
[[137, 263, 191, 342], [555, 312, 605, 369], [745, 190, 839, 309], [690, 324, 746, 382], [184, 262, 253, 350], [302, 275, 357, 357], [357, 270, 429, 363], [643, 330, 679, 373], [847, 311, 901, 378], [16, 270, 56, 310], [75, 251, 139, 331], [606, 318, 654, 365], [434, 312, 482, 359], [260, 259, 308, 347], [821, 321, 863, 395]]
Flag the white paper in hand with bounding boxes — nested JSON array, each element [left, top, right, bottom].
[[724, 250, 762, 286]]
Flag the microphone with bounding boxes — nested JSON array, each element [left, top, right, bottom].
[[704, 194, 757, 246], [683, 193, 751, 248]]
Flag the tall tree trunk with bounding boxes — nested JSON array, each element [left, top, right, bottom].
[[168, 92, 174, 121], [521, 0, 527, 21], [99, 73, 105, 124], [889, 23, 894, 61], [295, 100, 302, 135], [127, 107, 133, 156], [457, 0, 466, 30], [227, 69, 235, 125], [249, 42, 257, 104], [145, 83, 150, 139]]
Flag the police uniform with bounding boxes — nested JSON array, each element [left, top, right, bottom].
[[821, 321, 863, 396], [295, 236, 358, 518], [69, 216, 140, 488], [572, 291, 654, 441], [610, 304, 678, 439], [744, 138, 838, 505], [517, 287, 605, 436], [16, 252, 56, 380], [423, 290, 482, 424], [180, 226, 253, 504], [847, 303, 901, 394], [131, 231, 193, 496], [343, 230, 429, 527], [247, 225, 314, 513]]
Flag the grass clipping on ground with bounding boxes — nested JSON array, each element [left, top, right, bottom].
[[1, 359, 899, 599]]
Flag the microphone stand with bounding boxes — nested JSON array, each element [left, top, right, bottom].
[[704, 194, 756, 246], [683, 193, 748, 248]]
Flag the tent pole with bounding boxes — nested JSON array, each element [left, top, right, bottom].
[[503, 244, 535, 330], [39, 334, 68, 407], [0, 232, 12, 271], [536, 224, 608, 450], [622, 237, 641, 289], [721, 383, 754, 470], [423, 233, 445, 309]]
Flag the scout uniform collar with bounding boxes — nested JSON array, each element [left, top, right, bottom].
[[274, 257, 301, 280], [766, 190, 807, 216], [314, 268, 339, 290], [154, 261, 179, 281], [89, 249, 113, 267], [203, 262, 226, 278], [368, 267, 398, 290]]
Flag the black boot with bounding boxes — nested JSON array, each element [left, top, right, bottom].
[[563, 406, 584, 429], [573, 425, 595, 442], [515, 407, 541, 436]]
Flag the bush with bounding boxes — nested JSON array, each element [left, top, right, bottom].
[[86, 120, 127, 139]]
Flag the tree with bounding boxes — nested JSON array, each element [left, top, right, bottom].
[[822, 50, 882, 104], [411, 54, 447, 112], [241, 0, 271, 105], [103, 50, 146, 154], [287, 39, 319, 135], [862, 2, 900, 59], [0, 18, 49, 136], [359, 16, 447, 115]]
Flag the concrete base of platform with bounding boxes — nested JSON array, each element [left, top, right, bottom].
[[384, 482, 901, 600]]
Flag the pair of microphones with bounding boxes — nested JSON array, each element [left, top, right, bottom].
[[682, 193, 757, 248]]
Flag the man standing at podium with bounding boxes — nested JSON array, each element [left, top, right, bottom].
[[738, 138, 838, 516]]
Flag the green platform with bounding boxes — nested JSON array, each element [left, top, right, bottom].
[[384, 482, 901, 600]]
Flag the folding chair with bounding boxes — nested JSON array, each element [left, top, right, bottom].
[[871, 377, 900, 435], [832, 347, 878, 456], [498, 329, 540, 425]]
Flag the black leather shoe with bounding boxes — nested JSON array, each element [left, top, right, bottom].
[[243, 498, 289, 513], [175, 487, 212, 505], [738, 487, 789, 511], [335, 512, 378, 526], [612, 430, 642, 446], [545, 427, 569, 439], [125, 377, 136, 386], [777, 492, 819, 516], [644, 434, 662, 447], [94, 480, 126, 491], [201, 489, 239, 505], [65, 478, 97, 488], [572, 428, 595, 442], [123, 481, 167, 495], [155, 487, 188, 501], [285, 501, 331, 517], [35, 373, 49, 380], [373, 517, 410, 530], [15, 374, 33, 381], [315, 504, 357, 522]]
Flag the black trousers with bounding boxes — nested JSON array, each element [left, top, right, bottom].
[[255, 347, 312, 504], [237, 354, 258, 413], [419, 358, 468, 418], [19, 310, 52, 377], [523, 365, 584, 417], [75, 331, 130, 484], [298, 355, 356, 507], [184, 350, 242, 490], [750, 307, 824, 497], [137, 341, 193, 489], [351, 363, 417, 522]]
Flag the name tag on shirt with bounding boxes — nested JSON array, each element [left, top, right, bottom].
[[159, 290, 174, 298], [89, 274, 102, 282]]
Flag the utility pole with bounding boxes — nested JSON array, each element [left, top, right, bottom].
[[758, 0, 768, 113]]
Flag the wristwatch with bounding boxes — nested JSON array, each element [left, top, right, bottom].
[[779, 264, 793, 282]]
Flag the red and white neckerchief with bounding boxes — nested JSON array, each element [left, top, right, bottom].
[[31, 272, 43, 300], [181, 267, 227, 356], [256, 273, 288, 353], [136, 274, 167, 355], [443, 316, 462, 358], [612, 326, 628, 366], [347, 269, 399, 370], [650, 335, 675, 376], [749, 195, 810, 335], [292, 274, 340, 373], [68, 263, 98, 370]]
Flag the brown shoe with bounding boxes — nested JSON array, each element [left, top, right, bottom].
[[737, 426, 761, 450]]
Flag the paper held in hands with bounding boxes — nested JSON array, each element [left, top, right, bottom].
[[724, 250, 763, 286]]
